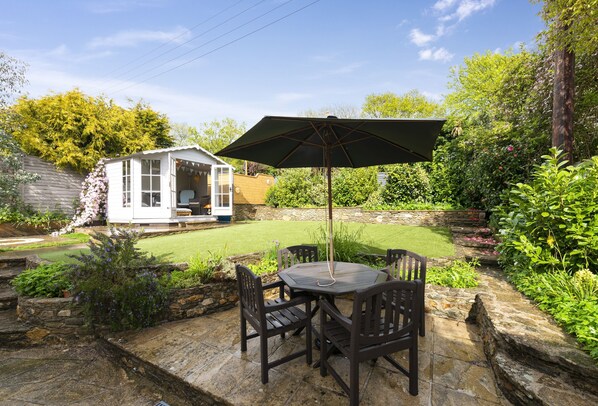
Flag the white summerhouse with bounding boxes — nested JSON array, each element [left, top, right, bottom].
[[104, 146, 233, 224]]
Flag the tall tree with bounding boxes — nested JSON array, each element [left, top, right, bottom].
[[169, 122, 200, 147], [0, 52, 39, 208], [533, 0, 598, 163], [187, 118, 246, 171], [7, 89, 172, 172], [362, 90, 444, 118]]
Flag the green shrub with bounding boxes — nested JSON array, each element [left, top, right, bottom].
[[380, 163, 431, 205], [167, 251, 233, 288], [427, 259, 479, 288], [265, 168, 326, 207], [0, 206, 69, 230], [69, 228, 169, 331], [12, 263, 72, 297], [331, 167, 378, 206], [496, 148, 598, 360], [496, 149, 598, 275]]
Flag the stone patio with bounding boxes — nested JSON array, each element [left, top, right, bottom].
[[103, 300, 510, 405]]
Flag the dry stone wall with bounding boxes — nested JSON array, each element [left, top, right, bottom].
[[234, 205, 486, 227]]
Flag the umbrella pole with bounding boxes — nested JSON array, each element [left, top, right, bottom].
[[327, 148, 334, 276]]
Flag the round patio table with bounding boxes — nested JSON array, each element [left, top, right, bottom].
[[278, 261, 388, 367], [278, 261, 387, 296]]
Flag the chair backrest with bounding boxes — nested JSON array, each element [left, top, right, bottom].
[[386, 249, 426, 283], [277, 245, 319, 271], [236, 264, 265, 325], [179, 190, 195, 204], [352, 280, 422, 347]]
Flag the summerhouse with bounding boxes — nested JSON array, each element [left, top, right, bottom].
[[104, 146, 233, 224]]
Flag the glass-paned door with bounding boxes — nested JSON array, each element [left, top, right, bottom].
[[211, 165, 233, 216]]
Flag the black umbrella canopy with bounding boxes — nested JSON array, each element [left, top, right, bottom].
[[216, 115, 446, 279], [216, 115, 446, 168]]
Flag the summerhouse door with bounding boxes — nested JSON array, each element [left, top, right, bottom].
[[211, 165, 233, 216]]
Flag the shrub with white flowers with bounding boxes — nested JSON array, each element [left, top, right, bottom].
[[61, 159, 107, 233]]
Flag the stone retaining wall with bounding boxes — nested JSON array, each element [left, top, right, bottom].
[[16, 296, 86, 343], [234, 205, 486, 227], [167, 280, 238, 320]]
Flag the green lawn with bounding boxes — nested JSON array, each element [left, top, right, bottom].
[[39, 221, 454, 263]]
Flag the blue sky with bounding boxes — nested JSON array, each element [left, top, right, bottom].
[[3, 0, 544, 128]]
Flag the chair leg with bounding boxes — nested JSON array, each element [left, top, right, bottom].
[[260, 335, 269, 384], [320, 309, 328, 377], [293, 301, 318, 336], [349, 359, 359, 406], [240, 313, 247, 352], [305, 313, 312, 365], [408, 341, 419, 396], [419, 312, 425, 337]]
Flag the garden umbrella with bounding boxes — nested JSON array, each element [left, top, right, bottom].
[[216, 115, 445, 279]]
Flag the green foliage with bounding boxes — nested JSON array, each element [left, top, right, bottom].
[[496, 149, 598, 360], [380, 163, 431, 205], [427, 259, 479, 288], [509, 268, 598, 359], [12, 263, 72, 298], [0, 51, 27, 110], [248, 243, 281, 276], [331, 167, 378, 206], [69, 228, 169, 331], [167, 251, 233, 288], [187, 118, 246, 171], [7, 89, 172, 172], [496, 149, 598, 275], [0, 206, 68, 230], [311, 222, 369, 263], [362, 90, 444, 118], [265, 168, 326, 207], [533, 0, 598, 56]]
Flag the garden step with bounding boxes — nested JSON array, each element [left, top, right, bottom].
[[0, 287, 18, 310], [0, 309, 31, 347], [491, 349, 598, 405], [0, 266, 23, 289], [450, 226, 493, 236], [469, 268, 598, 400]]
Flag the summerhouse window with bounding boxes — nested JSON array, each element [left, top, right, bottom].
[[141, 159, 161, 207], [122, 160, 131, 207]]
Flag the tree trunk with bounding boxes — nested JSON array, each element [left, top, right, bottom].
[[552, 48, 575, 164]]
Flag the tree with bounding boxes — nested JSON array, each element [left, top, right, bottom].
[[7, 89, 173, 172], [170, 122, 200, 146], [0, 52, 39, 208], [532, 0, 598, 163], [300, 104, 361, 119], [187, 118, 246, 171], [362, 90, 444, 118]]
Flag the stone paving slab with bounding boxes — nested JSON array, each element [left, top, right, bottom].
[[0, 343, 188, 405], [104, 303, 510, 405]]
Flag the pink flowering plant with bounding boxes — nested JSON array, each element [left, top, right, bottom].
[[61, 159, 107, 233]]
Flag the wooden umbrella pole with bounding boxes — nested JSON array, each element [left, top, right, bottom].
[[327, 147, 334, 276]]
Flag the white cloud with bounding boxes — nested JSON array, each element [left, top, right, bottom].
[[437, 0, 496, 22], [418, 47, 454, 62], [409, 29, 435, 47], [433, 0, 458, 12], [88, 26, 191, 48]]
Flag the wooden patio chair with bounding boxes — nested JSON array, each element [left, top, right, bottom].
[[277, 245, 319, 334], [236, 264, 312, 384], [319, 280, 422, 406], [385, 249, 427, 337]]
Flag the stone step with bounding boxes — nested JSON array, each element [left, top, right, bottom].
[[0, 309, 31, 347], [0, 266, 23, 289], [450, 226, 493, 236], [470, 268, 598, 401], [0, 287, 18, 310], [492, 350, 598, 405]]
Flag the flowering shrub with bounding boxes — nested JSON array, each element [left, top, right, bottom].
[[69, 228, 169, 331], [61, 159, 107, 233]]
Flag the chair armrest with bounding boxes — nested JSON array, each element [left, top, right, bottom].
[[320, 299, 352, 331], [263, 279, 285, 299], [264, 295, 311, 312]]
